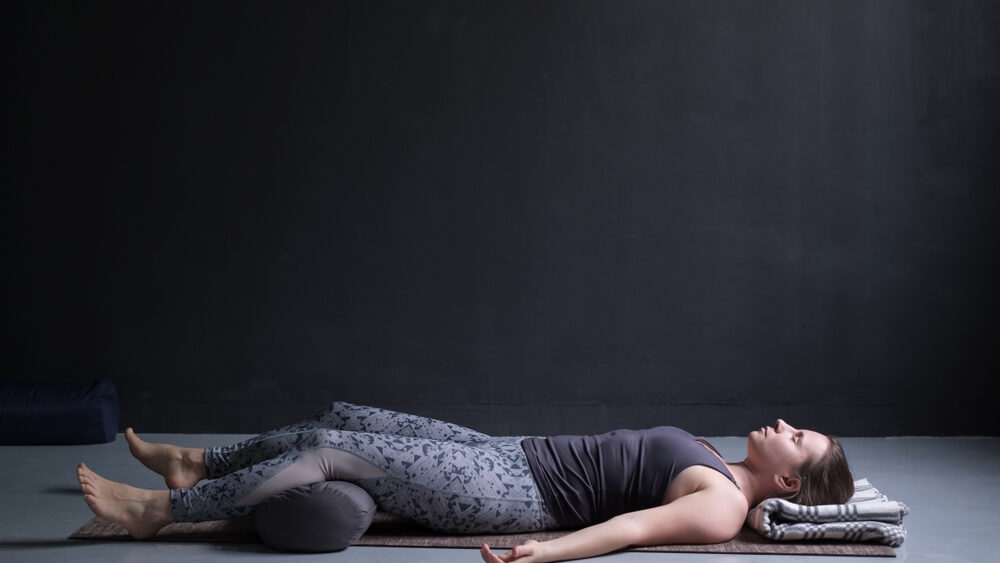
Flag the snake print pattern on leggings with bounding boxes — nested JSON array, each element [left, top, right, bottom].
[[169, 402, 560, 534]]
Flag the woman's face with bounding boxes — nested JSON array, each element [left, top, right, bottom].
[[747, 418, 830, 476]]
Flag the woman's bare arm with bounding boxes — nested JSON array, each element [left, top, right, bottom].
[[480, 488, 746, 563]]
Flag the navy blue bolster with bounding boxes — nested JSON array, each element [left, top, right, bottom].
[[0, 379, 119, 444]]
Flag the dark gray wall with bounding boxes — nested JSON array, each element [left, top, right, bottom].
[[4, 1, 998, 436]]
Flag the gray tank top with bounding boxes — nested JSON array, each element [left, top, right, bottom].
[[521, 426, 739, 528]]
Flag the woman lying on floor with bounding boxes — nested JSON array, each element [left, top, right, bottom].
[[76, 401, 853, 563]]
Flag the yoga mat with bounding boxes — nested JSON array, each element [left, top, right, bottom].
[[69, 512, 896, 557]]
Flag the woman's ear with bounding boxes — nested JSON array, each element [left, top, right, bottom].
[[774, 473, 801, 495]]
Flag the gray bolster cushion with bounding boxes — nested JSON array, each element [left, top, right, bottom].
[[255, 481, 377, 552]]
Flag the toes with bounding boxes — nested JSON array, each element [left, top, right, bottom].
[[77, 464, 102, 485], [82, 493, 102, 515], [78, 470, 94, 486]]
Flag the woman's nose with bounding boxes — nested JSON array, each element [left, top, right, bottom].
[[775, 418, 789, 432]]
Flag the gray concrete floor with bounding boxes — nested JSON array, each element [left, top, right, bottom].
[[1, 433, 997, 562]]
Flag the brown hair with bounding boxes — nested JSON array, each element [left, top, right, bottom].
[[786, 435, 854, 505]]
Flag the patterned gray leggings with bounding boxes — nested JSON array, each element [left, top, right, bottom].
[[169, 402, 560, 534]]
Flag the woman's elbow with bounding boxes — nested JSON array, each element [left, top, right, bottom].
[[607, 514, 647, 546]]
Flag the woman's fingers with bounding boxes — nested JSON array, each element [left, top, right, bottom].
[[480, 543, 509, 562], [481, 543, 525, 562]]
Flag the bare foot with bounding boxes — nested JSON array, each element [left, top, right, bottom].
[[125, 427, 206, 489], [76, 462, 172, 539]]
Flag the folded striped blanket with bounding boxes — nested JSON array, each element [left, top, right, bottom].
[[746, 479, 909, 547]]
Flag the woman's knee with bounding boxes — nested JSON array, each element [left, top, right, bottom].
[[291, 427, 345, 450], [309, 400, 356, 423], [303, 428, 382, 454], [328, 400, 355, 411]]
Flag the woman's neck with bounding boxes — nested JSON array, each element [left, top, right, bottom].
[[724, 460, 779, 507]]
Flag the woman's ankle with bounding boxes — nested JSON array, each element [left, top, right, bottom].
[[187, 448, 207, 480], [150, 489, 174, 526]]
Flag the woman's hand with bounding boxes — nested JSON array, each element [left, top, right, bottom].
[[480, 539, 546, 562]]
